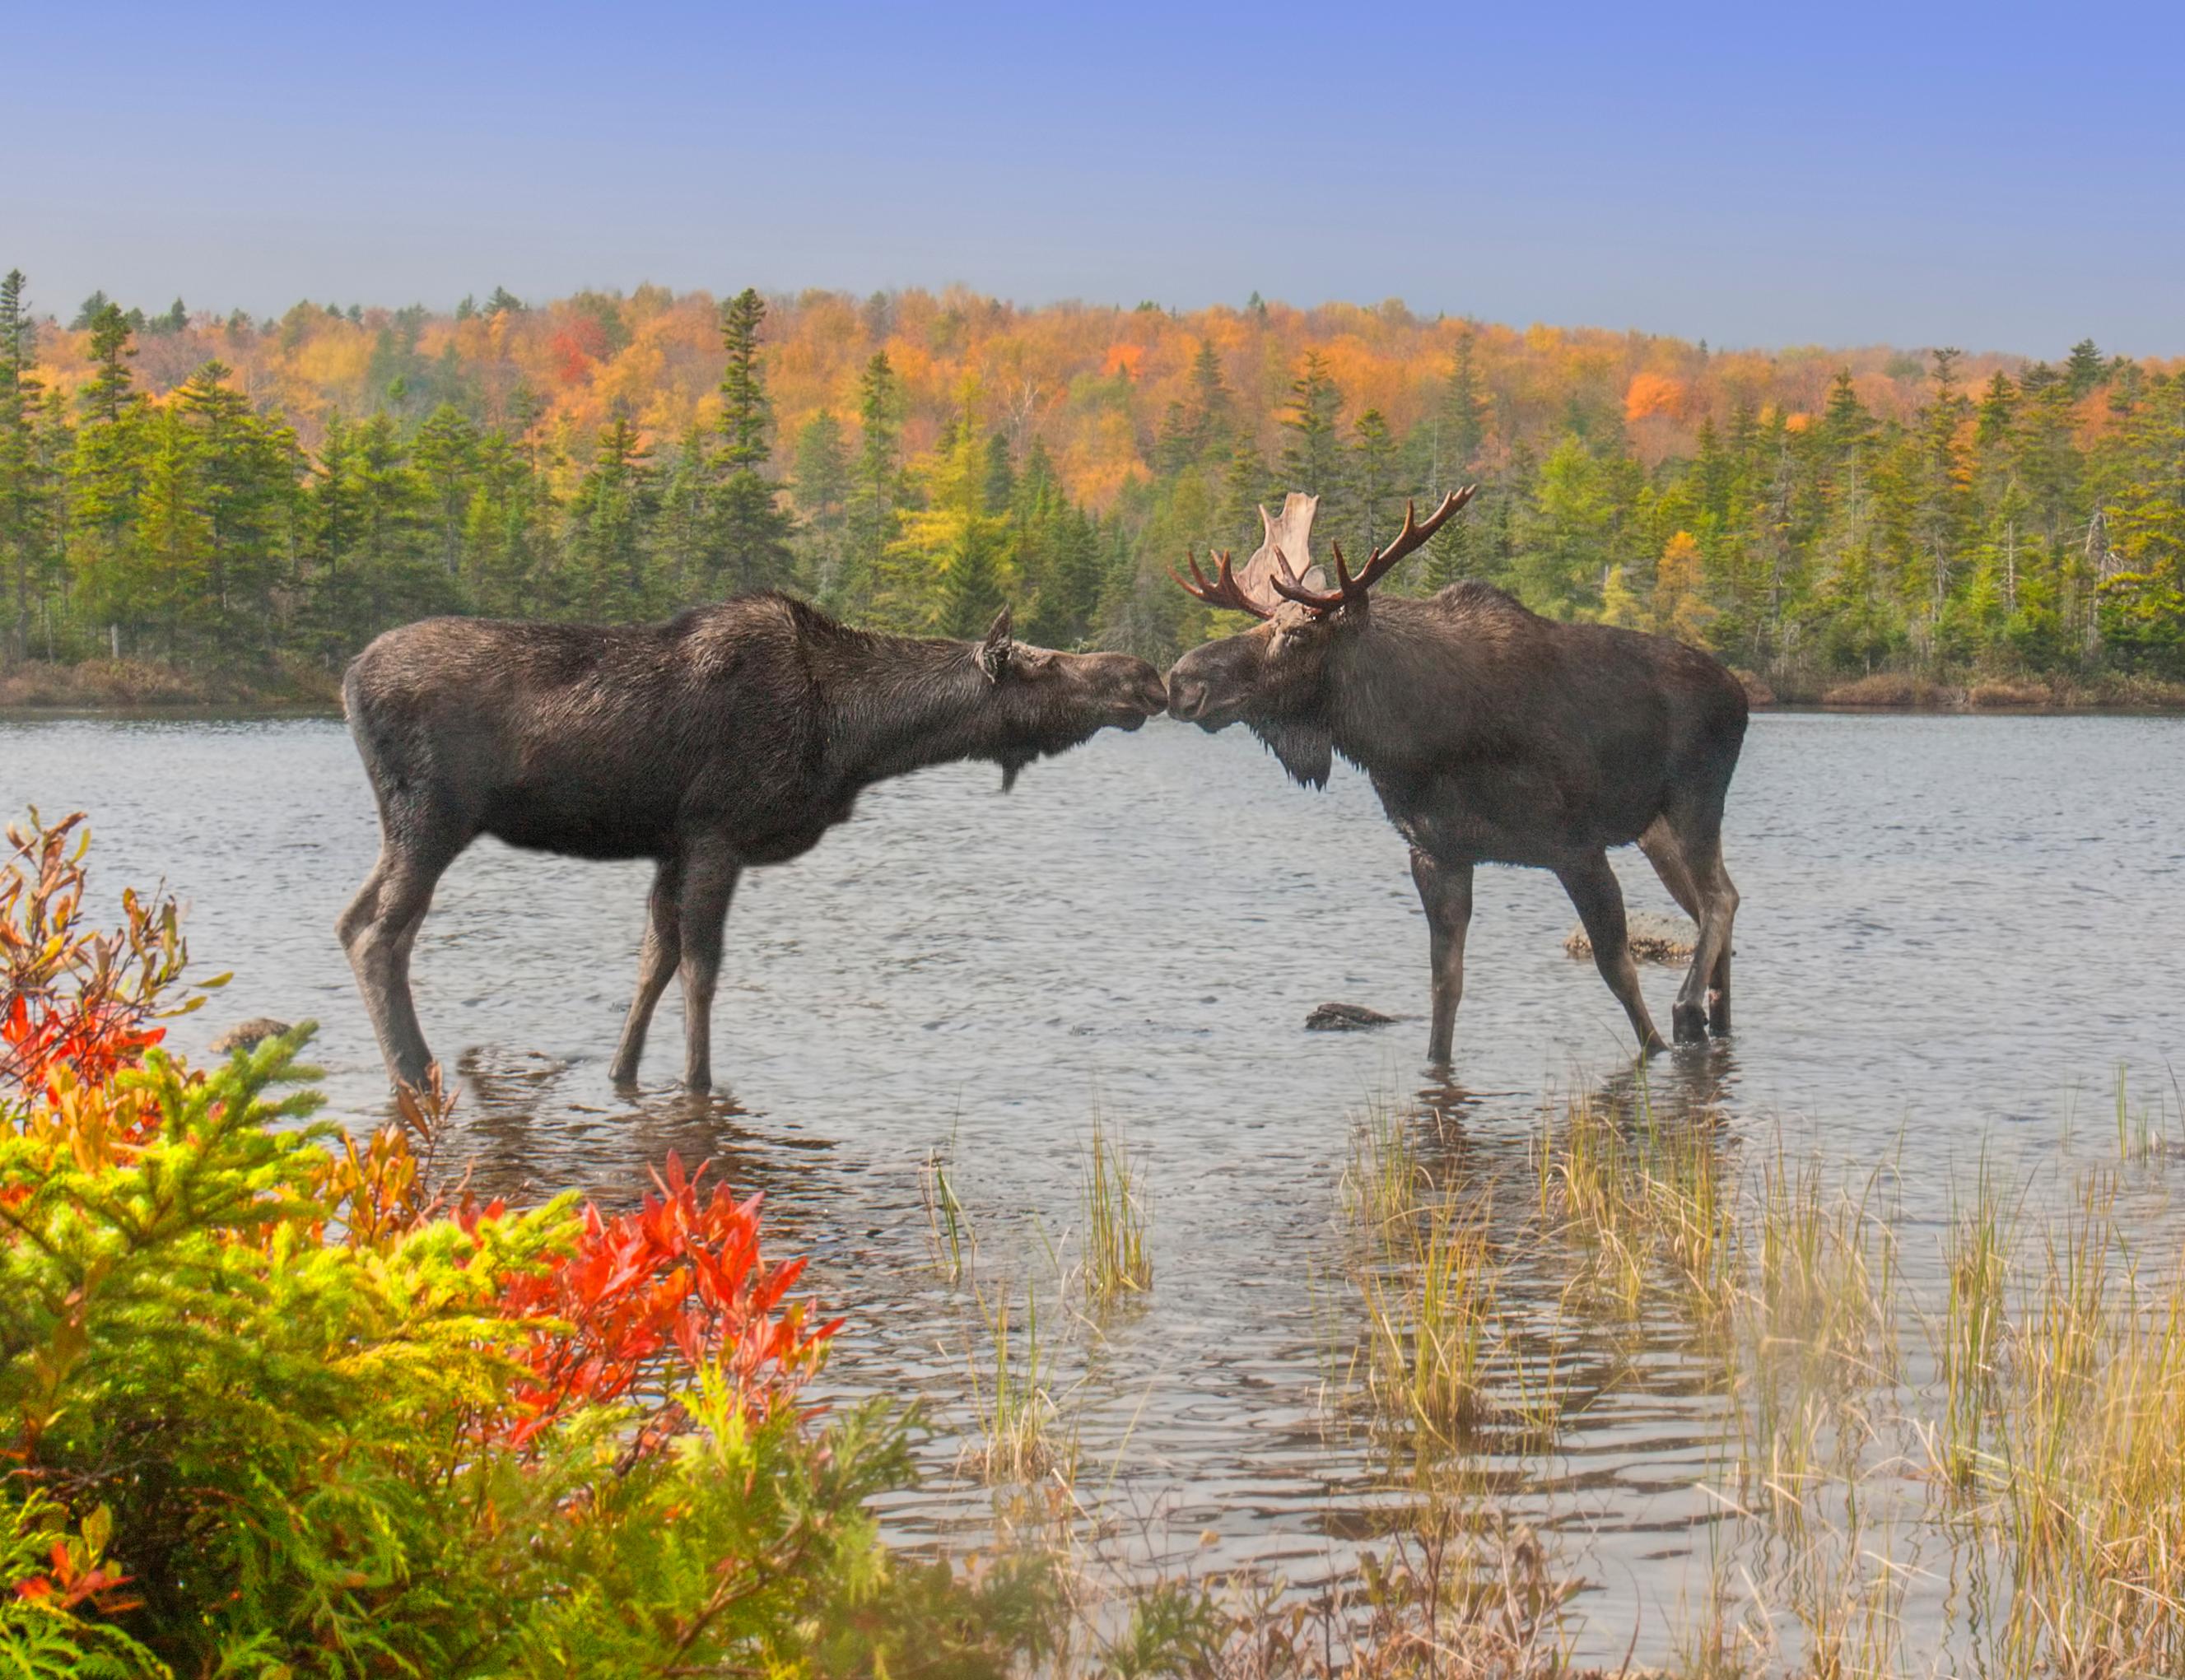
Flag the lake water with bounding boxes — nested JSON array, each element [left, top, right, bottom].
[[6, 708, 2183, 1663]]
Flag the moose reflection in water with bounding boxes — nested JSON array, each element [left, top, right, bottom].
[[1167, 489, 1749, 1060], [338, 593, 1167, 1094]]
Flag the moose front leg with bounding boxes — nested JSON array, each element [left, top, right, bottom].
[[1557, 852, 1666, 1054], [674, 845, 742, 1094], [1409, 849, 1474, 1066], [608, 854, 684, 1087]]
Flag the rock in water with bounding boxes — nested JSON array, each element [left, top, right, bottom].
[[1563, 910, 1696, 965], [1305, 1002, 1397, 1032], [210, 1017, 292, 1054]]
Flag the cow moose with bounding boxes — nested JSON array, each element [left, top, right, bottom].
[[338, 593, 1168, 1094], [1165, 491, 1748, 1061]]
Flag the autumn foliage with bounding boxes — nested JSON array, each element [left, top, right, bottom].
[[0, 809, 1036, 1678]]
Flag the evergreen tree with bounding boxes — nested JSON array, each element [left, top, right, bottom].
[[0, 270, 50, 659], [175, 361, 297, 654], [1279, 351, 1344, 500], [69, 306, 147, 650], [710, 287, 794, 593], [842, 351, 902, 618], [1349, 408, 1406, 562], [412, 404, 479, 574], [2064, 337, 2105, 399], [790, 409, 851, 603], [1186, 338, 1232, 460], [567, 409, 657, 618]]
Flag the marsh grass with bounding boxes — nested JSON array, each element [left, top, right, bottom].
[[1532, 1085, 1740, 1326], [1359, 1196, 1500, 1451], [920, 1140, 972, 1285], [1081, 1118, 1152, 1309], [965, 1275, 1069, 1486], [934, 1080, 2185, 1676]]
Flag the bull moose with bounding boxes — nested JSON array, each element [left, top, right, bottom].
[[1166, 491, 1747, 1060], [339, 593, 1168, 1093]]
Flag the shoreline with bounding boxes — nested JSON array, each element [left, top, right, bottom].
[[4, 658, 2183, 722]]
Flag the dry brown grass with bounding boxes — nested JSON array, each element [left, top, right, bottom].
[[1819, 672, 1953, 708], [1966, 679, 2054, 707], [1731, 668, 1777, 707], [0, 654, 338, 709]]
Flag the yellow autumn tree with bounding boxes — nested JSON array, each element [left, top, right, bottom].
[[884, 378, 1009, 635], [1652, 530, 1717, 646]]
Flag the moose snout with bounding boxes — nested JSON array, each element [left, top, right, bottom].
[[1167, 676, 1209, 722]]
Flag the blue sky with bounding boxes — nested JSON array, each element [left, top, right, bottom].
[[8, 0, 2182, 355]]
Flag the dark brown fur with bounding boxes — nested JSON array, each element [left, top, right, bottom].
[[339, 593, 1167, 1091], [1167, 580, 1748, 1059]]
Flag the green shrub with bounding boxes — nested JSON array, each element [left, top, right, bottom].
[[1, 809, 1055, 1677]]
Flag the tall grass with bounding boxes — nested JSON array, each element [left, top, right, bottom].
[[966, 1276, 1066, 1486], [1358, 1196, 1499, 1451], [1081, 1119, 1151, 1308]]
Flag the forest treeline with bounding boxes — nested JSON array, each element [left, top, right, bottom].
[[2, 269, 2182, 696]]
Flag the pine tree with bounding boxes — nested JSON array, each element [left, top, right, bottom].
[[133, 403, 212, 651], [412, 404, 480, 574], [1435, 333, 1489, 483], [70, 305, 147, 651], [0, 270, 49, 659], [2064, 338, 2105, 399], [1279, 351, 1344, 500], [175, 361, 298, 654], [1349, 408, 1405, 562], [790, 410, 851, 604], [1218, 437, 1270, 556], [1186, 338, 1232, 460], [842, 351, 902, 619], [82, 304, 138, 426], [710, 287, 794, 593], [568, 409, 657, 618]]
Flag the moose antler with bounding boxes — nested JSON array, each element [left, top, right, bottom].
[[1269, 486, 1479, 612], [1167, 548, 1275, 620]]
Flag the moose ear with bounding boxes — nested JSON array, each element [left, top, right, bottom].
[[977, 607, 1014, 683]]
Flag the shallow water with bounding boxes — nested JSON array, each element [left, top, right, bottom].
[[6, 709, 2184, 1662]]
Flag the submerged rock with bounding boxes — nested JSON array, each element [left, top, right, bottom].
[[1305, 1001, 1397, 1032], [209, 1017, 293, 1054], [1563, 911, 1696, 966]]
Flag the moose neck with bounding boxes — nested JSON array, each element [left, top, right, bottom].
[[818, 631, 1006, 789], [1324, 602, 1473, 774]]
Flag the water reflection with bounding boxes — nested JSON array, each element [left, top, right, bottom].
[[7, 707, 2185, 1666]]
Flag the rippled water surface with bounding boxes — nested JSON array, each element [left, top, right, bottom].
[[7, 709, 2184, 1660]]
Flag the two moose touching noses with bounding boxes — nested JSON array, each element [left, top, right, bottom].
[[340, 488, 1748, 1096]]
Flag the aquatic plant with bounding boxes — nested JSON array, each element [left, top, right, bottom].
[[1081, 1116, 1152, 1308]]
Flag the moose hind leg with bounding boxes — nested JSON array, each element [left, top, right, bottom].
[[674, 847, 742, 1094], [339, 839, 459, 1091], [1639, 817, 1716, 1040], [1558, 852, 1666, 1053], [1409, 849, 1475, 1066], [1672, 827, 1740, 1039], [608, 855, 685, 1087]]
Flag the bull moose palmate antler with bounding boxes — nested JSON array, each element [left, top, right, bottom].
[[1267, 486, 1477, 612], [1172, 487, 1477, 617]]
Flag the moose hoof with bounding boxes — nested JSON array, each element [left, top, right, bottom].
[[1671, 1003, 1709, 1045]]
